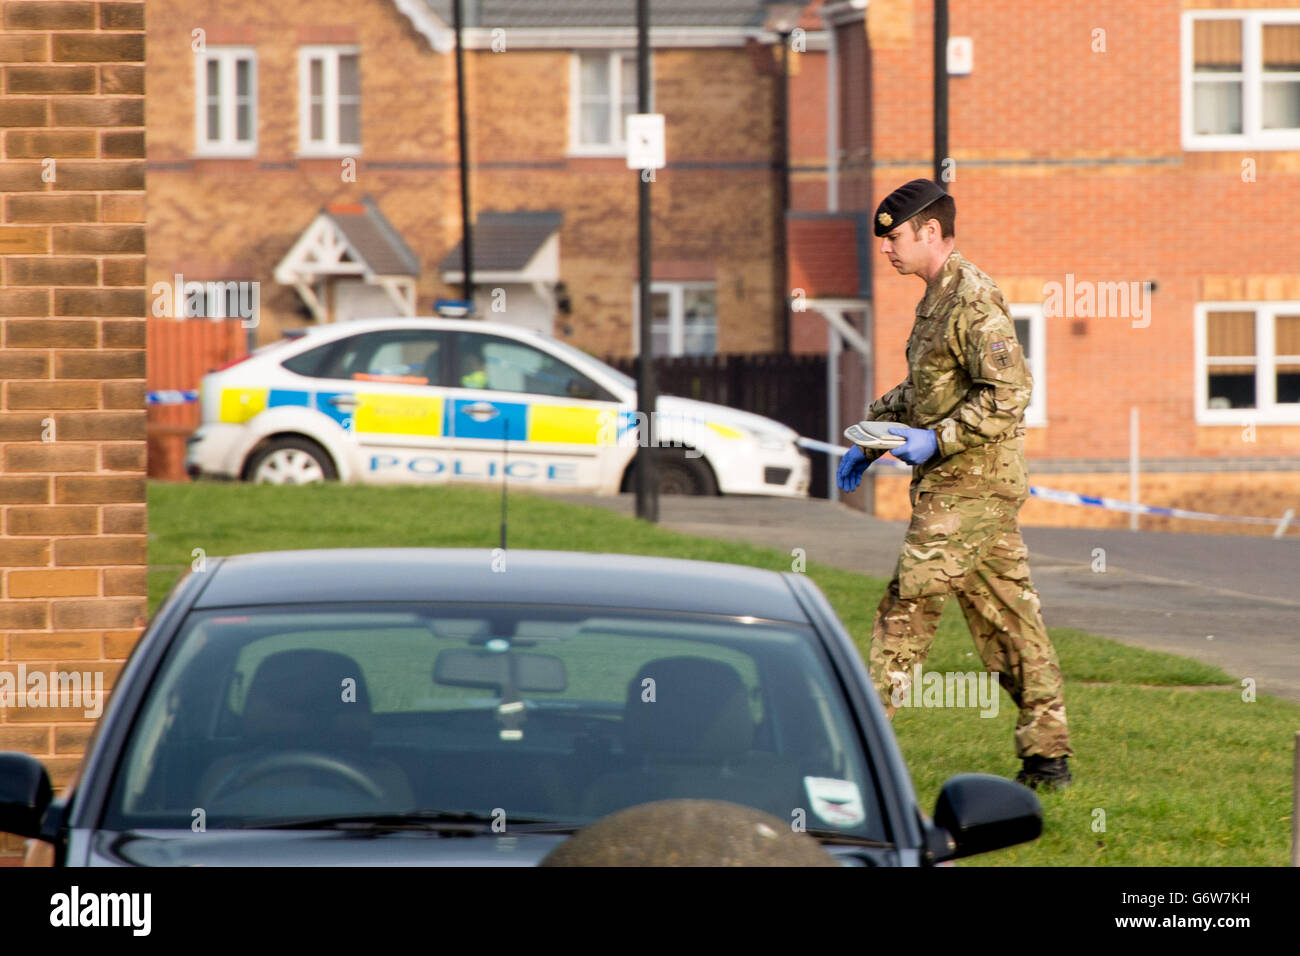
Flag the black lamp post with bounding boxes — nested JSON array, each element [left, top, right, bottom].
[[634, 0, 657, 522], [453, 0, 474, 304], [765, 3, 804, 354]]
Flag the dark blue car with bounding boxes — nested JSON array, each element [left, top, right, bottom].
[[0, 549, 1040, 866]]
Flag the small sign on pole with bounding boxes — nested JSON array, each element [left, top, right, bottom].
[[626, 113, 666, 170], [947, 36, 973, 75]]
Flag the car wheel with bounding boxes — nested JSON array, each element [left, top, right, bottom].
[[624, 449, 718, 496], [245, 438, 337, 485]]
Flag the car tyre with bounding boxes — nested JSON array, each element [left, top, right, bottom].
[[623, 448, 718, 496], [244, 437, 337, 485]]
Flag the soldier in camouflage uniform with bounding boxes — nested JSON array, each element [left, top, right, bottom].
[[837, 179, 1073, 790]]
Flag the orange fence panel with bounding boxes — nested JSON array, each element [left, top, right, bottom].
[[147, 319, 248, 480]]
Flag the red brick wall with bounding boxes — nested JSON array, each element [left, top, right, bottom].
[[873, 468, 1300, 536], [866, 0, 1300, 462], [0, 0, 148, 863], [146, 0, 461, 347], [789, 48, 829, 212], [468, 43, 787, 355]]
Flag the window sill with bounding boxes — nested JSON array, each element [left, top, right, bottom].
[[296, 147, 363, 159], [1197, 410, 1300, 425], [192, 147, 258, 159], [567, 145, 628, 159], [1183, 134, 1300, 151]]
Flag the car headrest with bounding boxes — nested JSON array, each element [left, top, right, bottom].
[[241, 649, 373, 750], [622, 656, 754, 760]]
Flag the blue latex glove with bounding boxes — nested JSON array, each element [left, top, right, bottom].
[[888, 427, 938, 466], [837, 445, 870, 492]]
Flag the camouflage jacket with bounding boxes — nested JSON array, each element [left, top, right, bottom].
[[863, 250, 1030, 500]]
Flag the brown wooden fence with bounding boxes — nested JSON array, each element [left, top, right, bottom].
[[147, 318, 248, 480], [606, 352, 830, 498]]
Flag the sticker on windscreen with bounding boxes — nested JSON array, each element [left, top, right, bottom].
[[804, 776, 866, 828]]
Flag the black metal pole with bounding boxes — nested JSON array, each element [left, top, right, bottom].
[[634, 0, 658, 522], [777, 32, 791, 353], [454, 0, 474, 302], [933, 0, 948, 187]]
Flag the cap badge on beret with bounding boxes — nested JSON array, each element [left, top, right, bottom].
[[873, 178, 948, 237]]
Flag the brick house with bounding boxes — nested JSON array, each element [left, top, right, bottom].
[[146, 0, 842, 359], [0, 0, 148, 862], [836, 0, 1300, 530]]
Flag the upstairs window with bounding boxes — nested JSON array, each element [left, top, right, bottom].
[[571, 50, 651, 154], [195, 48, 256, 156], [1184, 12, 1300, 148], [299, 46, 361, 155]]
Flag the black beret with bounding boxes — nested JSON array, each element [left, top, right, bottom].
[[873, 179, 948, 236]]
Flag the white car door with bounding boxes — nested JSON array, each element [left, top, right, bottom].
[[282, 327, 454, 483], [439, 330, 624, 491]]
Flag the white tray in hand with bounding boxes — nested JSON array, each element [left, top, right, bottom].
[[844, 420, 907, 449]]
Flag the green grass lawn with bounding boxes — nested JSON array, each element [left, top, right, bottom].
[[147, 481, 1298, 866]]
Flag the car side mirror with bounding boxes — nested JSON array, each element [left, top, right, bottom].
[[927, 773, 1042, 862], [0, 752, 54, 839]]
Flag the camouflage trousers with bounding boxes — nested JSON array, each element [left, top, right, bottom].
[[867, 490, 1073, 759]]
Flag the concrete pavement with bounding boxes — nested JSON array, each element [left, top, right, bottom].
[[544, 491, 1300, 703]]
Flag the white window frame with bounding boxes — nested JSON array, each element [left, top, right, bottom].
[[1181, 10, 1300, 150], [298, 45, 361, 157], [193, 47, 257, 157], [1009, 304, 1046, 428], [1195, 301, 1300, 423], [631, 281, 717, 357], [569, 49, 653, 157]]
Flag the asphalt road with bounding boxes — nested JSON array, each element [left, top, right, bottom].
[[545, 492, 1300, 703]]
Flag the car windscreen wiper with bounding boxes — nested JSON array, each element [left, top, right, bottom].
[[803, 828, 892, 849], [234, 810, 582, 833]]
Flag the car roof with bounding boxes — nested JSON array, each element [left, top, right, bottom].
[[193, 548, 808, 623], [293, 316, 549, 341]]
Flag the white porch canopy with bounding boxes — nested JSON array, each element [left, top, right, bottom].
[[274, 196, 419, 322]]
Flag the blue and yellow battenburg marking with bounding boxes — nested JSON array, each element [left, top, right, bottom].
[[607, 411, 744, 444], [218, 387, 639, 445], [218, 387, 268, 424]]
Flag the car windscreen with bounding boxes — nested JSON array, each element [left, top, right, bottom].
[[100, 603, 885, 842]]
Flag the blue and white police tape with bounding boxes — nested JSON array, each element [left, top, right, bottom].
[[798, 436, 1295, 534], [147, 390, 199, 406], [1025, 484, 1291, 528]]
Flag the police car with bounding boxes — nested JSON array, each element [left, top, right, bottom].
[[185, 318, 811, 496]]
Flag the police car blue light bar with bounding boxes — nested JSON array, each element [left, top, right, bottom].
[[434, 299, 474, 318]]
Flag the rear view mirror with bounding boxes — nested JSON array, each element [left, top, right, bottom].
[[433, 649, 567, 695]]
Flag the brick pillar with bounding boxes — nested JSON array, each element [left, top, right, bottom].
[[0, 0, 147, 863]]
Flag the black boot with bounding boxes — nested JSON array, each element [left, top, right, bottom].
[[1015, 755, 1072, 791]]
